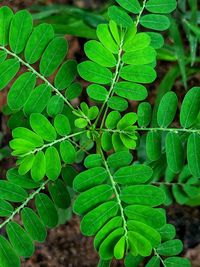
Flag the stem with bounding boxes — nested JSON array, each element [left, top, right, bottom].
[[0, 180, 48, 229], [94, 33, 125, 128], [21, 131, 86, 157], [101, 151, 129, 247], [101, 127, 200, 135], [136, 0, 147, 27], [0, 46, 75, 111], [154, 249, 166, 267]]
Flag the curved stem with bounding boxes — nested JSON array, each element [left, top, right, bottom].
[[0, 46, 75, 111], [0, 180, 48, 229]]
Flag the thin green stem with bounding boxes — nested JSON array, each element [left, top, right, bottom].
[[154, 249, 166, 267], [0, 46, 75, 111], [101, 150, 129, 247], [21, 131, 86, 157], [136, 0, 147, 26], [94, 33, 125, 128], [0, 180, 48, 229], [100, 127, 200, 135]]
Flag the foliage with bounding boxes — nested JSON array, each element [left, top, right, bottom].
[[0, 0, 199, 266]]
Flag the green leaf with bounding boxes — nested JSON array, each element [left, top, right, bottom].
[[45, 147, 61, 180], [114, 165, 153, 185], [102, 132, 113, 151], [84, 154, 103, 168], [65, 82, 82, 100], [180, 87, 200, 128], [78, 61, 112, 84], [146, 131, 162, 161], [172, 185, 188, 205], [108, 6, 133, 28], [0, 50, 7, 63], [73, 167, 109, 192], [25, 23, 54, 64], [94, 216, 123, 250], [80, 201, 119, 236], [54, 114, 71, 136], [120, 65, 156, 83], [109, 20, 120, 44], [157, 92, 178, 127], [120, 185, 165, 206], [125, 254, 143, 267], [0, 236, 20, 267], [0, 59, 20, 90], [73, 184, 113, 215], [97, 24, 118, 54], [48, 179, 70, 209], [146, 0, 177, 14], [187, 133, 200, 177], [87, 84, 108, 102], [122, 47, 156, 65], [99, 228, 124, 260], [166, 132, 184, 173], [9, 10, 33, 54], [10, 137, 36, 155], [30, 113, 57, 142], [108, 96, 128, 111], [107, 151, 133, 170], [0, 6, 13, 46], [106, 111, 121, 129], [23, 84, 51, 115], [12, 127, 44, 147], [21, 207, 47, 242], [128, 231, 152, 257], [35, 193, 58, 228], [117, 112, 137, 130], [47, 95, 64, 117], [54, 60, 77, 90], [164, 257, 191, 267], [40, 37, 68, 77], [127, 220, 161, 247], [116, 0, 141, 13], [85, 40, 116, 67], [98, 260, 111, 267], [0, 199, 13, 217], [124, 32, 150, 52], [114, 82, 147, 101], [18, 155, 35, 175], [140, 15, 170, 31], [137, 102, 152, 127], [7, 168, 40, 189], [147, 32, 164, 49], [145, 256, 160, 267], [0, 180, 28, 202], [6, 222, 34, 258], [157, 240, 183, 256], [114, 236, 126, 259], [158, 224, 176, 241], [125, 205, 166, 228], [60, 140, 76, 164], [31, 151, 46, 181]]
